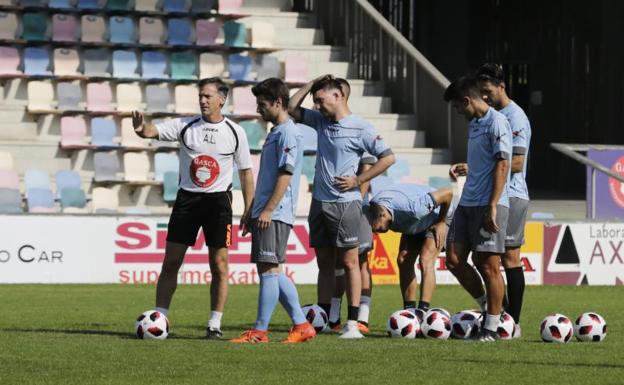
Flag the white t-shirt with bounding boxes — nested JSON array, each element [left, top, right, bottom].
[[156, 116, 253, 193]]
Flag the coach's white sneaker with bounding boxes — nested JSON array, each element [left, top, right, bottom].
[[338, 322, 364, 339], [513, 323, 522, 339]]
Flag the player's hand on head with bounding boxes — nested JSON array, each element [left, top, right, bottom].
[[334, 175, 359, 191], [484, 205, 499, 233]]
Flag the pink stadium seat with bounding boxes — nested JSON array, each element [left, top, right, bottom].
[[52, 14, 77, 42], [232, 86, 259, 117], [86, 82, 114, 112], [60, 116, 91, 149], [0, 46, 21, 76], [284, 55, 308, 83], [195, 19, 219, 46], [218, 0, 242, 14], [0, 169, 19, 189]]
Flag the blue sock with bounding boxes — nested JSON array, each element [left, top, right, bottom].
[[254, 272, 279, 331], [278, 273, 307, 325]]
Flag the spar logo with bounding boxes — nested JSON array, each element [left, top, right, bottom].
[[114, 222, 315, 264], [190, 155, 219, 188], [608, 156, 624, 208]]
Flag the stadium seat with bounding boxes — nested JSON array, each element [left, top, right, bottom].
[[199, 52, 225, 78], [60, 187, 88, 212], [141, 51, 168, 79], [0, 46, 21, 76], [110, 16, 136, 44], [22, 13, 49, 41], [86, 82, 114, 112], [163, 0, 188, 12], [91, 117, 119, 149], [0, 151, 14, 170], [92, 186, 119, 213], [227, 54, 252, 81], [81, 15, 106, 43], [123, 152, 150, 182], [428, 176, 452, 189], [191, 0, 216, 13], [386, 158, 409, 181], [60, 116, 90, 149], [77, 0, 102, 9], [139, 17, 164, 45], [134, 0, 158, 11], [223, 21, 247, 47], [51, 14, 77, 42], [83, 48, 111, 77], [116, 82, 143, 112], [251, 22, 275, 48], [125, 206, 152, 214], [106, 0, 131, 10], [154, 152, 179, 182], [284, 55, 308, 83], [24, 47, 51, 76], [195, 19, 219, 46], [120, 117, 150, 149], [170, 51, 197, 80], [112, 50, 140, 78], [296, 175, 311, 216], [0, 170, 19, 189], [53, 48, 81, 77], [370, 175, 392, 194], [19, 0, 46, 5], [27, 188, 55, 213], [298, 123, 317, 154], [239, 121, 265, 152], [49, 0, 73, 8], [255, 55, 280, 80], [27, 81, 55, 111], [56, 170, 82, 194], [174, 84, 199, 113], [302, 155, 315, 182], [163, 171, 179, 202], [167, 18, 193, 46], [56, 82, 83, 111], [94, 152, 122, 182], [25, 169, 50, 191], [145, 84, 171, 112], [218, 0, 242, 15], [232, 86, 258, 116], [0, 188, 22, 214], [0, 12, 18, 40]]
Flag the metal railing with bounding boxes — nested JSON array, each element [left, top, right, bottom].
[[551, 143, 624, 219], [294, 0, 460, 150]]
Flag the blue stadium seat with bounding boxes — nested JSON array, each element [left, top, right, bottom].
[[302, 155, 316, 183], [227, 54, 252, 81], [56, 170, 82, 195], [428, 176, 452, 189], [145, 84, 171, 112], [386, 158, 409, 181], [191, 0, 216, 12], [77, 0, 101, 9], [170, 51, 196, 79], [20, 0, 47, 5], [56, 82, 83, 111], [22, 12, 48, 41], [60, 188, 87, 210], [167, 18, 193, 46], [141, 51, 168, 79], [83, 48, 111, 77], [91, 118, 119, 149], [154, 152, 179, 182], [223, 21, 247, 47], [297, 123, 317, 154], [0, 188, 22, 214], [109, 16, 136, 44], [106, 0, 131, 10], [112, 50, 139, 78], [94, 152, 121, 182], [163, 171, 179, 202], [239, 121, 265, 152], [49, 0, 73, 7], [24, 47, 51, 76], [255, 55, 280, 80], [27, 188, 55, 213], [25, 169, 50, 191], [163, 0, 188, 12]]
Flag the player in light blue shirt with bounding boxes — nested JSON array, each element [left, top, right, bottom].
[[443, 76, 512, 342], [233, 78, 316, 344], [367, 183, 453, 314], [289, 75, 395, 338]]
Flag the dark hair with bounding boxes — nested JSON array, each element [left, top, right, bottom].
[[310, 75, 345, 97], [198, 77, 229, 98], [335, 77, 350, 99], [251, 77, 290, 107], [443, 76, 481, 102], [367, 202, 384, 222], [476, 63, 505, 85]]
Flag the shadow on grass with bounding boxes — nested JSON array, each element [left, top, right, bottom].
[[441, 357, 624, 369], [1, 327, 136, 339]]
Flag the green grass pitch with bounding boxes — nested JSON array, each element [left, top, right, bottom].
[[0, 284, 622, 385]]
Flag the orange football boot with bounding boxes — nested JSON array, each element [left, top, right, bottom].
[[282, 322, 317, 343], [230, 329, 269, 343]]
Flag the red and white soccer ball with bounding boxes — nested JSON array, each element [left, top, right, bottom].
[[574, 312, 607, 342], [451, 310, 480, 339], [497, 312, 516, 340], [387, 310, 419, 339], [540, 313, 573, 343], [135, 310, 170, 340], [412, 308, 427, 338], [422, 309, 451, 339], [301, 304, 328, 333], [429, 307, 451, 320]]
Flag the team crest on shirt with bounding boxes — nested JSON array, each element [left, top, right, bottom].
[[190, 155, 220, 188]]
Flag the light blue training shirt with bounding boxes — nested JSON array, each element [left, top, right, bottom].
[[499, 100, 531, 201]]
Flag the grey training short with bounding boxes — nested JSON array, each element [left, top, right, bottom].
[[308, 199, 362, 248], [505, 197, 529, 248], [447, 204, 509, 254], [251, 219, 292, 264]]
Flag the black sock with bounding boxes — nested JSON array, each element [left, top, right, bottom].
[[347, 305, 359, 321], [318, 303, 331, 317], [403, 301, 416, 309], [502, 293, 509, 312], [505, 266, 525, 323], [417, 301, 430, 311]]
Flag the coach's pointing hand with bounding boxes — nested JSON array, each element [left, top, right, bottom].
[[334, 175, 360, 191]]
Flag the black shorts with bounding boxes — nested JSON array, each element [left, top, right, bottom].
[[166, 189, 233, 248]]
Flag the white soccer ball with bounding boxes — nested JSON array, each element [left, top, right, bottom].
[[422, 309, 451, 339], [411, 308, 427, 338], [451, 310, 480, 339], [429, 307, 452, 319], [387, 310, 419, 339], [301, 304, 328, 333], [540, 313, 573, 343], [135, 310, 169, 340], [497, 312, 516, 340], [574, 312, 607, 342]]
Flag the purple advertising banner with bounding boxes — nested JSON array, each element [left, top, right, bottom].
[[586, 149, 624, 219]]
